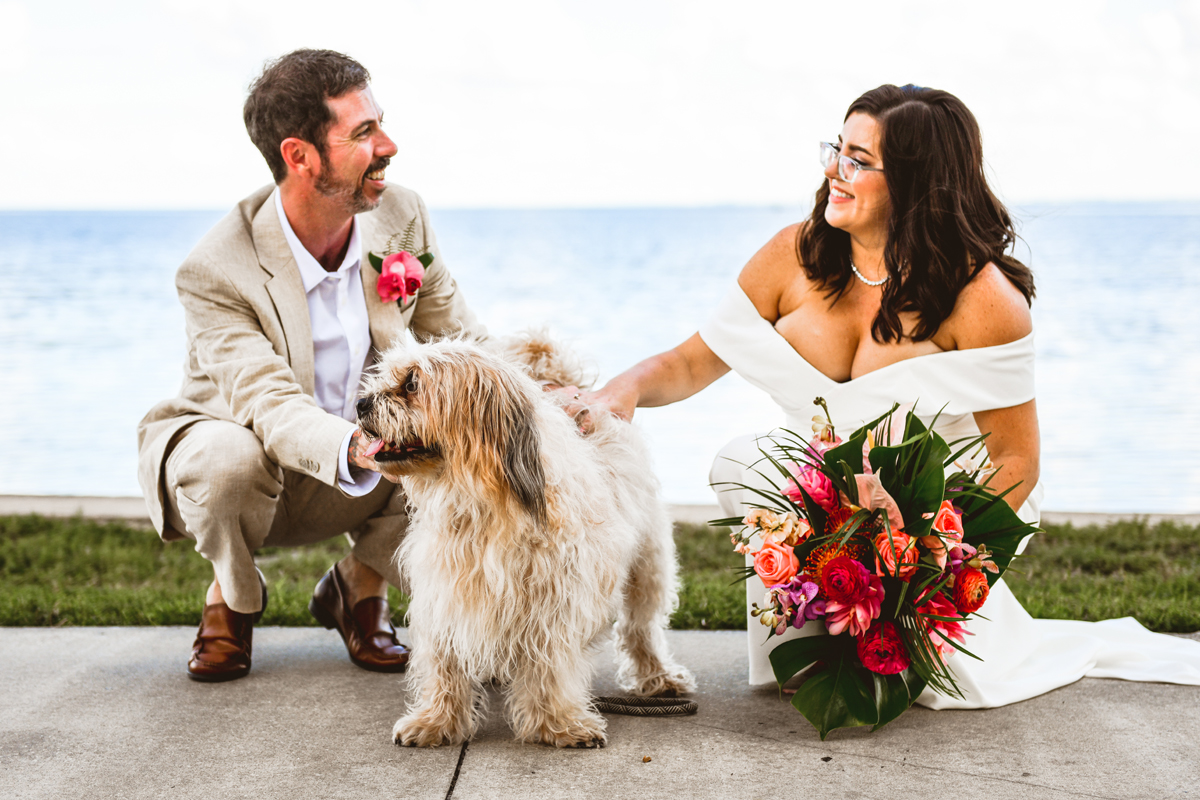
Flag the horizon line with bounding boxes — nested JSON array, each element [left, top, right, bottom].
[[3, 198, 1200, 214]]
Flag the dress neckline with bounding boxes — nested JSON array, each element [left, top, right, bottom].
[[733, 283, 1034, 387]]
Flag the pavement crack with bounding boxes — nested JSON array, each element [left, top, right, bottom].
[[444, 740, 468, 800]]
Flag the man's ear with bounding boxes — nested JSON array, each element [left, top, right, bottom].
[[279, 138, 319, 181]]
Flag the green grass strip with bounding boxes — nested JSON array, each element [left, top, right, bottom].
[[1, 514, 1196, 631]]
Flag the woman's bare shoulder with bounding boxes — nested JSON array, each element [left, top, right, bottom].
[[945, 262, 1033, 350], [736, 223, 807, 323]]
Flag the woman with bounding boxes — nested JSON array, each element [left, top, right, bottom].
[[583, 84, 1200, 707]]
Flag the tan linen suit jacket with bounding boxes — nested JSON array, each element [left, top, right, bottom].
[[136, 183, 487, 539]]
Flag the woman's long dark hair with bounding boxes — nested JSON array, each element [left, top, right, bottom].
[[797, 84, 1035, 343]]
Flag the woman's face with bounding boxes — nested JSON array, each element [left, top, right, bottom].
[[823, 112, 890, 242]]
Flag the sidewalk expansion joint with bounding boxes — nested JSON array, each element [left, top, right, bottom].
[[444, 740, 468, 799]]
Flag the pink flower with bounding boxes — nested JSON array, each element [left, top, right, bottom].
[[873, 530, 919, 581], [856, 621, 910, 675], [782, 463, 838, 512], [752, 542, 800, 586], [854, 473, 905, 531], [777, 576, 825, 629], [376, 270, 406, 304], [916, 589, 969, 658], [824, 572, 883, 637], [378, 252, 425, 304]]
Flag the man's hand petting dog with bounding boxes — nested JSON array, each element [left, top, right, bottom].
[[348, 428, 394, 481]]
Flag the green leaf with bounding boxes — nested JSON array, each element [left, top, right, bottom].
[[768, 634, 833, 685], [417, 252, 434, 268], [367, 251, 384, 272], [867, 416, 948, 540], [791, 649, 879, 740], [954, 482, 1042, 583], [871, 670, 918, 731]]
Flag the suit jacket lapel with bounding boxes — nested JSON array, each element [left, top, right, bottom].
[[357, 212, 406, 352], [251, 197, 317, 396]]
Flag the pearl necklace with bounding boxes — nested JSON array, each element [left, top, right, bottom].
[[850, 259, 888, 287]]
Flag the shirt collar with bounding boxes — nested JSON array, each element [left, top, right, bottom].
[[273, 187, 362, 293]]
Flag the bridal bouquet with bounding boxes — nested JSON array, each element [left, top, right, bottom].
[[715, 399, 1040, 739]]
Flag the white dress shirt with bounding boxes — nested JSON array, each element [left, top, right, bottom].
[[274, 188, 381, 495]]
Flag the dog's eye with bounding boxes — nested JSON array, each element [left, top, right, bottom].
[[405, 373, 419, 394]]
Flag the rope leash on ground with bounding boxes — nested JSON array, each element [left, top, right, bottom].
[[593, 696, 698, 716]]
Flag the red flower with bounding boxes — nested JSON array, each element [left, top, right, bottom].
[[820, 555, 870, 605], [953, 567, 990, 614], [856, 621, 910, 675]]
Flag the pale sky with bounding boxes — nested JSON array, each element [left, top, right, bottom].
[[1, 0, 1197, 209]]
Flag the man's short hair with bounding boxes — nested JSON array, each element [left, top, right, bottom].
[[243, 49, 371, 183]]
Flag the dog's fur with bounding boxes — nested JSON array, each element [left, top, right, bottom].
[[357, 333, 694, 748]]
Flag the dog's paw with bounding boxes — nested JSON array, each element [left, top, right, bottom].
[[525, 715, 608, 749], [392, 713, 467, 748], [548, 723, 608, 750], [631, 666, 697, 698]]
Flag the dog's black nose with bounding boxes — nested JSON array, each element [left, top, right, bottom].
[[356, 396, 374, 418]]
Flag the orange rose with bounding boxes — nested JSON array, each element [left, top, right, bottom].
[[953, 567, 990, 614], [873, 530, 919, 581], [752, 542, 800, 586], [932, 500, 964, 535]]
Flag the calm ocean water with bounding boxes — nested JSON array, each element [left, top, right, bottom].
[[1, 203, 1197, 512]]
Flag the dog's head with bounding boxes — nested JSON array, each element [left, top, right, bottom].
[[357, 339, 547, 523]]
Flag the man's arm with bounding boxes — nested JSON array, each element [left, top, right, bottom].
[[177, 256, 352, 485]]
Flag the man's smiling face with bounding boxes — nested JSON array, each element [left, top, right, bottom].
[[314, 85, 398, 215]]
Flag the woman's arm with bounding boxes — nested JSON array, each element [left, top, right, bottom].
[[945, 263, 1039, 512], [972, 399, 1041, 513], [581, 333, 730, 421]]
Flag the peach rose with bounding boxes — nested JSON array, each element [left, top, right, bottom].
[[874, 530, 919, 581], [752, 542, 800, 586], [921, 500, 964, 569]]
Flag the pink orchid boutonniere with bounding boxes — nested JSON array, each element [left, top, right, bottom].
[[375, 252, 426, 304], [368, 218, 434, 306]]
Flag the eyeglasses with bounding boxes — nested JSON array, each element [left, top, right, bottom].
[[819, 141, 883, 184]]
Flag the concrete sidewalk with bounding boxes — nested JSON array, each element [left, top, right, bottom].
[[3, 627, 1198, 800]]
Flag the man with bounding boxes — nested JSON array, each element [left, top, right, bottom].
[[136, 49, 487, 681]]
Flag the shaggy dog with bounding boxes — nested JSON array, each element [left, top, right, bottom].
[[355, 333, 695, 748]]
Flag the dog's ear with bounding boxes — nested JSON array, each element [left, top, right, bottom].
[[502, 394, 548, 525]]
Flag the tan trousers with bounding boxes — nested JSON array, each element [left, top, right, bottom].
[[162, 419, 408, 614]]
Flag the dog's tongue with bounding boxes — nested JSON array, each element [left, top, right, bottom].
[[363, 438, 385, 457]]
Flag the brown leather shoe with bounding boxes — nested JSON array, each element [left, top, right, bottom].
[[186, 570, 268, 683], [309, 564, 409, 673]]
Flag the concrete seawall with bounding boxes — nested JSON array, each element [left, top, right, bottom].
[[2, 494, 1197, 528]]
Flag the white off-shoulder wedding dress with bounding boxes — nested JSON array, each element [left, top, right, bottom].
[[700, 284, 1200, 709]]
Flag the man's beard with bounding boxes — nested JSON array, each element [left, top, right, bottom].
[[315, 155, 389, 215]]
